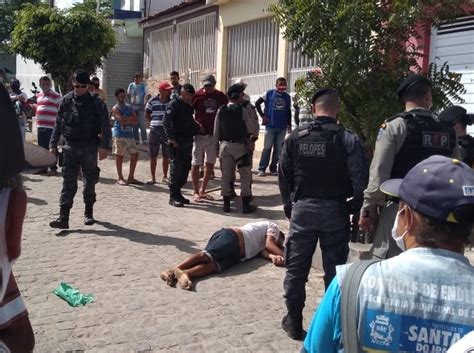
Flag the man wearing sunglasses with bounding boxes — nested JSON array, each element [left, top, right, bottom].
[[49, 69, 111, 229]]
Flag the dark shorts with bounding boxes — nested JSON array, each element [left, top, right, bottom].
[[203, 228, 241, 272], [148, 126, 169, 158]]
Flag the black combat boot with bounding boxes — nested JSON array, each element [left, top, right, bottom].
[[178, 193, 190, 205], [223, 196, 231, 212], [84, 204, 95, 225], [169, 189, 184, 207], [242, 196, 256, 214], [222, 196, 232, 212], [281, 312, 306, 341], [49, 207, 70, 229]]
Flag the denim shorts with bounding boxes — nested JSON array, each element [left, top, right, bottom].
[[203, 228, 241, 272], [148, 126, 169, 158]]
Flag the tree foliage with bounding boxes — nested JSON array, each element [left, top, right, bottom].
[[0, 0, 39, 49], [271, 0, 469, 146], [69, 0, 114, 18], [10, 4, 117, 93]]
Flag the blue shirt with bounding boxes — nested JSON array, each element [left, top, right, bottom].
[[127, 82, 146, 110], [146, 95, 168, 127], [263, 89, 291, 130], [304, 248, 474, 353], [112, 103, 135, 138]]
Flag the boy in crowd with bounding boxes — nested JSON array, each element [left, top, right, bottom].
[[145, 81, 173, 184], [112, 88, 142, 186], [160, 221, 285, 290]]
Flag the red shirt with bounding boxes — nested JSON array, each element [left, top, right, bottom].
[[193, 89, 228, 135]]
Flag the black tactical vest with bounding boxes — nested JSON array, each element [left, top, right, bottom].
[[390, 110, 456, 178], [293, 120, 352, 200], [61, 93, 101, 143], [218, 105, 247, 142]]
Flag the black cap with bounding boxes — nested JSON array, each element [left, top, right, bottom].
[[439, 105, 474, 126], [73, 69, 91, 85], [227, 83, 245, 99], [311, 87, 337, 104], [397, 74, 431, 100], [182, 83, 195, 95], [380, 155, 474, 225]]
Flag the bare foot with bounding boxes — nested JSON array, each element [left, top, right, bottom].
[[174, 268, 192, 290], [116, 179, 128, 186], [160, 268, 176, 286], [193, 193, 203, 202], [199, 193, 214, 201]]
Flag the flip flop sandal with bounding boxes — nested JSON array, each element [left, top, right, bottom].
[[116, 180, 128, 186], [193, 194, 204, 202], [200, 194, 215, 201]]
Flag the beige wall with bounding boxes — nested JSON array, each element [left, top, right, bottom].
[[215, 0, 288, 91]]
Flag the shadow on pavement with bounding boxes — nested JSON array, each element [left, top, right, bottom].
[[56, 220, 199, 254], [27, 197, 47, 206]]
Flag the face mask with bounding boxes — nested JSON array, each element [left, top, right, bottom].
[[391, 208, 408, 251]]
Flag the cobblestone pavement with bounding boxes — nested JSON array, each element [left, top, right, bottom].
[[16, 147, 325, 353], [16, 145, 474, 353]]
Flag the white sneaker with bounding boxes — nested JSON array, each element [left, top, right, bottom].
[[258, 171, 265, 177]]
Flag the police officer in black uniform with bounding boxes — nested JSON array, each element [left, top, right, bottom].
[[439, 105, 474, 168], [359, 74, 457, 259], [278, 88, 369, 340], [49, 69, 111, 229], [163, 83, 201, 207]]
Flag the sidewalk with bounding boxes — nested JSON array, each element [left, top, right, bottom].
[[17, 149, 325, 353]]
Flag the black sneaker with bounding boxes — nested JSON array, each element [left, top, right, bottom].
[[169, 199, 184, 207], [49, 218, 69, 229], [281, 314, 306, 341], [84, 216, 95, 226]]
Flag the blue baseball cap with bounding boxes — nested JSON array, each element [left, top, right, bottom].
[[380, 155, 474, 224]]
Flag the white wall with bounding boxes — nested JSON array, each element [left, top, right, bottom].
[[15, 56, 46, 95]]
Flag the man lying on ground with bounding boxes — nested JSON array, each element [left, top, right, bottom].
[[160, 221, 285, 290]]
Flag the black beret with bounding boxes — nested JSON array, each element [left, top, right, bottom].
[[439, 105, 474, 126], [311, 87, 337, 104], [73, 69, 91, 85], [227, 83, 245, 98], [397, 74, 430, 99], [182, 83, 195, 95]]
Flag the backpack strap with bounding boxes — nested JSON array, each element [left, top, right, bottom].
[[341, 259, 381, 353]]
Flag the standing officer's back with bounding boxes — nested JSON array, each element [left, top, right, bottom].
[[359, 74, 457, 259], [278, 88, 368, 340], [49, 69, 111, 229]]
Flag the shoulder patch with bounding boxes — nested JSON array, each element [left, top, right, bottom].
[[298, 128, 310, 138]]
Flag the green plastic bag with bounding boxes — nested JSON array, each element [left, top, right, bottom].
[[53, 282, 95, 307]]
